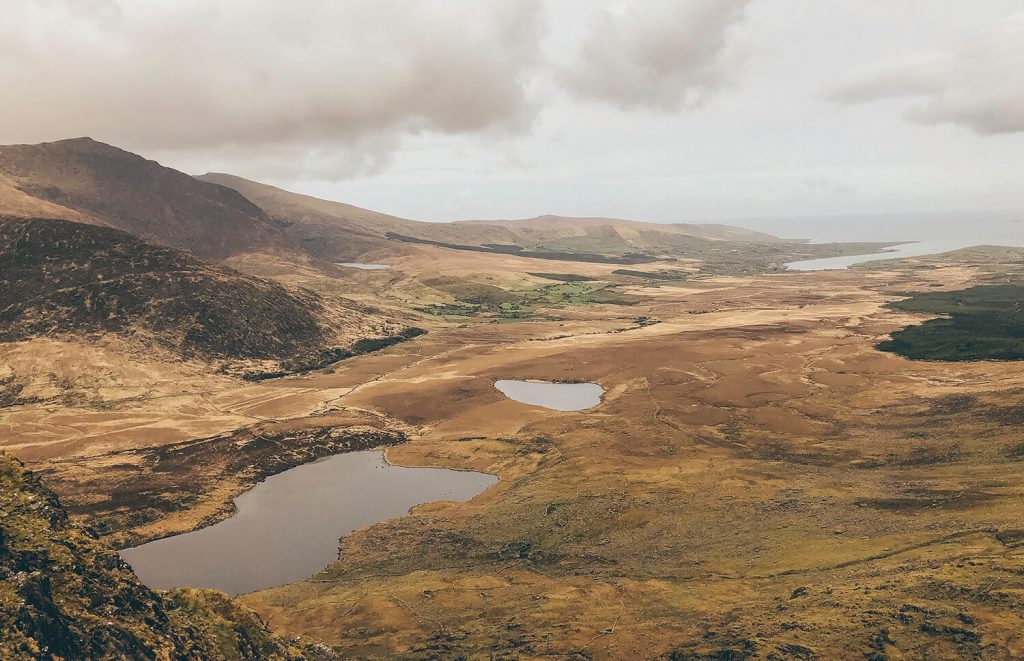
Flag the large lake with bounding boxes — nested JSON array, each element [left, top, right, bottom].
[[120, 450, 497, 595], [733, 212, 1024, 271], [786, 240, 973, 271], [495, 379, 604, 411]]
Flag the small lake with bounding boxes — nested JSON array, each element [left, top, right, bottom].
[[120, 450, 497, 596], [494, 379, 603, 411], [336, 262, 390, 270]]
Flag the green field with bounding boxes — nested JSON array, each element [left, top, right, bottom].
[[526, 272, 598, 282], [418, 277, 640, 321]]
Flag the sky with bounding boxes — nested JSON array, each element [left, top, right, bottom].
[[2, 0, 1023, 225]]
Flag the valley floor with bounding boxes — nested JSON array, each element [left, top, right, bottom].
[[4, 249, 1024, 659]]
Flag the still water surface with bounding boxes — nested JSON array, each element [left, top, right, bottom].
[[120, 450, 497, 595], [336, 262, 390, 270], [494, 379, 603, 411], [785, 240, 972, 271], [733, 212, 1024, 271]]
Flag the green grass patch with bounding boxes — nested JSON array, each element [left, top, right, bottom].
[[416, 303, 484, 317], [612, 268, 687, 280], [526, 272, 598, 282], [422, 277, 520, 306], [416, 276, 640, 323]]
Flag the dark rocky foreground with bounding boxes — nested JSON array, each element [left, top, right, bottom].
[[0, 217, 331, 360], [0, 452, 335, 660]]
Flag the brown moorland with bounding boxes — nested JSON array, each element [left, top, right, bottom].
[[4, 238, 1024, 659]]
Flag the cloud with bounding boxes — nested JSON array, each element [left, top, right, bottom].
[[559, 0, 752, 112], [0, 0, 545, 178], [829, 13, 1024, 135]]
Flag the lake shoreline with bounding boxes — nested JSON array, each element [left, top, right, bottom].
[[121, 448, 498, 595]]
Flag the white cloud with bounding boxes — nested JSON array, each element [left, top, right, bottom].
[[830, 13, 1024, 135], [0, 0, 762, 180], [559, 0, 752, 111], [0, 0, 545, 177]]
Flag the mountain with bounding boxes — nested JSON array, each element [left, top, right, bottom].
[[0, 217, 384, 362], [0, 138, 296, 261], [198, 173, 787, 263], [198, 172, 546, 260], [0, 139, 870, 272], [0, 451, 328, 659]]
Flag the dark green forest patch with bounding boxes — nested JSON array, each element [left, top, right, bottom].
[[878, 285, 1024, 361]]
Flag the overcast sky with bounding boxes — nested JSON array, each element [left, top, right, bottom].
[[3, 0, 1023, 223]]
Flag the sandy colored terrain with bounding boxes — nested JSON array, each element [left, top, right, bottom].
[[4, 248, 1024, 659]]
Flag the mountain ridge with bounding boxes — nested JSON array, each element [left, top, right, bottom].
[[0, 138, 298, 261], [197, 172, 789, 263]]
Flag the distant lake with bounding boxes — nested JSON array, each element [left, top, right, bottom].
[[495, 379, 603, 411], [786, 240, 974, 271], [120, 451, 497, 595], [733, 212, 1024, 271], [337, 262, 390, 270]]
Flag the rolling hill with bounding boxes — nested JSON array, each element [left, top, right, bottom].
[[198, 173, 893, 273], [198, 173, 787, 263], [0, 138, 878, 273], [457, 213, 783, 244]]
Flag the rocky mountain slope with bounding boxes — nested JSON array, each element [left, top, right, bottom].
[[0, 451, 329, 659], [0, 138, 296, 261], [0, 217, 383, 362]]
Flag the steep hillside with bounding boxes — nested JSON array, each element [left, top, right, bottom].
[[198, 172, 424, 260], [0, 139, 296, 261], [199, 172, 542, 260], [0, 451, 328, 659], [0, 217, 376, 361]]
